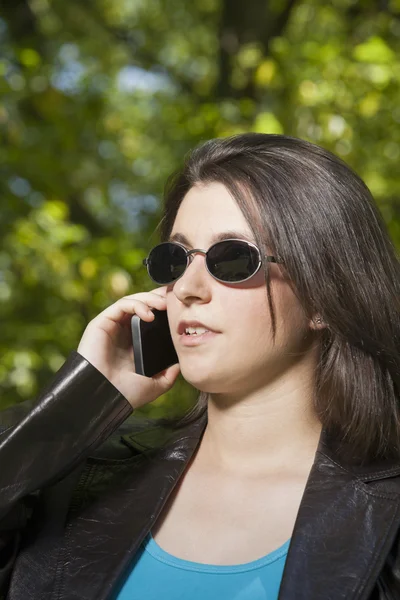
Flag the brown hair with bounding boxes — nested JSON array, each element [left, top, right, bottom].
[[156, 133, 400, 464]]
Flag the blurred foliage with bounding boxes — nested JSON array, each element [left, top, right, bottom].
[[0, 0, 399, 414]]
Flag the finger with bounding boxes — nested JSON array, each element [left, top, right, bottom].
[[117, 293, 168, 330], [151, 285, 168, 295], [93, 297, 165, 326], [122, 288, 168, 301], [117, 294, 167, 314]]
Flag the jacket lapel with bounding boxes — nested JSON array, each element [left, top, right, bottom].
[[60, 416, 207, 600], [278, 431, 400, 600]]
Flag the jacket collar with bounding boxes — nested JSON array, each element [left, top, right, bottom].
[[62, 416, 207, 600], [278, 427, 400, 599], [64, 415, 400, 600]]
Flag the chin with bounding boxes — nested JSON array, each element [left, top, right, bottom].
[[180, 364, 226, 394]]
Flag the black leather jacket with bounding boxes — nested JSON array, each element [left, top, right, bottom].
[[1, 351, 400, 600]]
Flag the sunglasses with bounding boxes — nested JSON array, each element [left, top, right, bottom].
[[142, 239, 282, 285]]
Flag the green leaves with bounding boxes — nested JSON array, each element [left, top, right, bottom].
[[0, 0, 399, 416], [354, 36, 395, 64]]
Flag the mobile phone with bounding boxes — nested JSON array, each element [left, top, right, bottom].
[[131, 309, 179, 378]]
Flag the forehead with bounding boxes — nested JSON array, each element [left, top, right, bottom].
[[170, 182, 255, 246]]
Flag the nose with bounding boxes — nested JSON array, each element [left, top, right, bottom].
[[172, 252, 212, 304]]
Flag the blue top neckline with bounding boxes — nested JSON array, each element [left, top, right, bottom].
[[142, 532, 291, 574]]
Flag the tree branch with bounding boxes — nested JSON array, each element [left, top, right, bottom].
[[217, 0, 298, 100]]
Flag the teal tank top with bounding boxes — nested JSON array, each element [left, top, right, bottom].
[[117, 531, 290, 599]]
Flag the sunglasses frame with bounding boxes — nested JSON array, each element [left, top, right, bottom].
[[142, 238, 282, 285]]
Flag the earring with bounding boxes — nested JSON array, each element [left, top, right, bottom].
[[313, 316, 324, 325]]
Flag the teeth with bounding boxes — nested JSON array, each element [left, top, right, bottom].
[[185, 326, 210, 335]]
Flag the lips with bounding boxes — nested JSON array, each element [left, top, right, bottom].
[[177, 320, 219, 335]]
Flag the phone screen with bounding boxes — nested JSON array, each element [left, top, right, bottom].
[[131, 309, 179, 377]]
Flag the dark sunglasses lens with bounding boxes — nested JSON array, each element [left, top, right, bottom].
[[207, 241, 260, 282], [148, 243, 187, 283]]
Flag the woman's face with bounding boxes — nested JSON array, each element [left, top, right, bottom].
[[166, 181, 317, 396]]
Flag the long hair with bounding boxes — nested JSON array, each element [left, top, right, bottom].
[[155, 133, 400, 464]]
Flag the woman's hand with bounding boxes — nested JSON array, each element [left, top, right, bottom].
[[77, 287, 180, 409]]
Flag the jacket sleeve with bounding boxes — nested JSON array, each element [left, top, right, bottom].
[[0, 350, 133, 592]]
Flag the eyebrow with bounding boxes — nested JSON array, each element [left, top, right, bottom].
[[167, 230, 256, 247]]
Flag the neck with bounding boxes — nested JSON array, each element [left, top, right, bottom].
[[197, 359, 323, 478]]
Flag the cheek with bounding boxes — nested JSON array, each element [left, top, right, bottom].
[[227, 285, 307, 347], [222, 290, 272, 342]]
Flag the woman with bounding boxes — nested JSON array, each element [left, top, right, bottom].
[[1, 133, 399, 600]]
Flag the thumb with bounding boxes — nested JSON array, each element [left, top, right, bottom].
[[152, 362, 181, 391]]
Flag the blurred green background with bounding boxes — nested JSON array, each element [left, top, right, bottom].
[[1, 0, 399, 417]]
